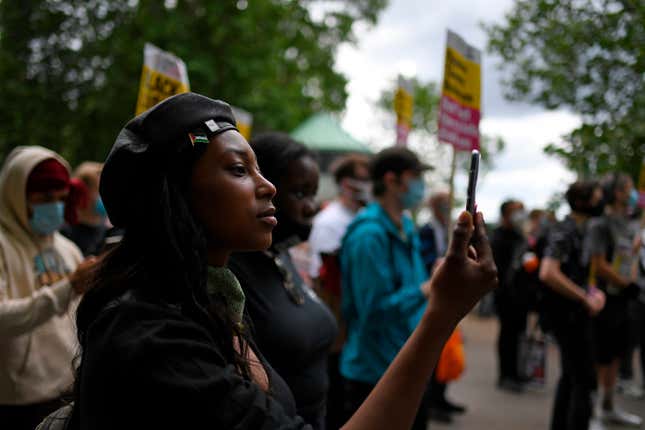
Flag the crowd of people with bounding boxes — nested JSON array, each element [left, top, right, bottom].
[[492, 175, 645, 429], [1, 90, 644, 430]]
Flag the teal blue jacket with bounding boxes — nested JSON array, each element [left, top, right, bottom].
[[339, 202, 428, 384]]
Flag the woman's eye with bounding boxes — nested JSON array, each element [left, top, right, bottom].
[[230, 165, 247, 176], [292, 191, 306, 200]]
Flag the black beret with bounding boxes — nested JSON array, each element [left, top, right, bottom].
[[100, 92, 238, 228]]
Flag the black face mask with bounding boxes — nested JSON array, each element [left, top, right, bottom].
[[580, 203, 604, 217], [272, 214, 312, 249]]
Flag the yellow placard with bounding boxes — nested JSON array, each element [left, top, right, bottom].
[[394, 87, 414, 124], [441, 46, 481, 111], [237, 122, 252, 140], [136, 65, 189, 115], [231, 106, 253, 140]]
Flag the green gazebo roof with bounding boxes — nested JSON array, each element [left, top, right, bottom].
[[291, 113, 372, 153]]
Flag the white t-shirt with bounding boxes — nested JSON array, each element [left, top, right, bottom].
[[308, 200, 356, 278]]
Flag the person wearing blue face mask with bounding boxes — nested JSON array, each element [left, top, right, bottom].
[[61, 162, 108, 256], [0, 146, 96, 430], [339, 146, 433, 430]]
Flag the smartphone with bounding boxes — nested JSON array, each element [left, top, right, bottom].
[[466, 149, 480, 214]]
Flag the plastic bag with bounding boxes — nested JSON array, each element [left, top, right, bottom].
[[436, 329, 465, 383]]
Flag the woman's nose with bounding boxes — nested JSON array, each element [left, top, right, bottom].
[[302, 198, 317, 217], [258, 175, 277, 199]]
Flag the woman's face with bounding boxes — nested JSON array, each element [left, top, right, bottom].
[[190, 131, 277, 254], [275, 155, 319, 227]]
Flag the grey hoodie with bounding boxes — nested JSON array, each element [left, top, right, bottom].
[[0, 146, 82, 404]]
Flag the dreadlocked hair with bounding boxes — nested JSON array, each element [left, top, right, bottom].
[[69, 135, 252, 425]]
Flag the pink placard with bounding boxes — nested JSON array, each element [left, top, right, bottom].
[[438, 94, 480, 151]]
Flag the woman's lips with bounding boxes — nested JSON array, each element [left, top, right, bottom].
[[258, 207, 277, 226], [259, 215, 278, 226]]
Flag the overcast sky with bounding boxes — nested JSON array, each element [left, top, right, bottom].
[[329, 0, 580, 221]]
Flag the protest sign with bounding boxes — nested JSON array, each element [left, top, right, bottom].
[[136, 43, 190, 115], [438, 30, 481, 151], [394, 76, 414, 146], [231, 106, 253, 140]]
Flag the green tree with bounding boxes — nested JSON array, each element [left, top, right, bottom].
[[0, 0, 387, 166], [377, 78, 504, 187], [484, 0, 645, 179]]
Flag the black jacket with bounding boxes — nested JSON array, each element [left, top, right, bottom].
[[72, 292, 311, 429]]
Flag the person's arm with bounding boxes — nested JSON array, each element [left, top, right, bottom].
[[539, 257, 608, 316], [0, 277, 74, 337], [538, 225, 587, 303], [593, 254, 631, 288], [587, 219, 632, 288], [540, 257, 605, 315], [539, 257, 587, 303], [0, 257, 96, 337], [342, 303, 455, 430], [342, 211, 497, 430]]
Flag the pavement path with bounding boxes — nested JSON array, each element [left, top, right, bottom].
[[429, 315, 645, 430]]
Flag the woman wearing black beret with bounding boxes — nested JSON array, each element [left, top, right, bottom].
[[41, 92, 497, 430]]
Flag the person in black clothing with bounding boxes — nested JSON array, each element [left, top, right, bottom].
[[539, 180, 606, 430], [491, 199, 528, 392], [40, 92, 498, 430], [61, 162, 108, 256], [228, 132, 338, 430]]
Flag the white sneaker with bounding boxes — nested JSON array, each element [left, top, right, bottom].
[[599, 408, 643, 427]]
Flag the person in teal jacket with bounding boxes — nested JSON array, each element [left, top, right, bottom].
[[339, 147, 432, 430]]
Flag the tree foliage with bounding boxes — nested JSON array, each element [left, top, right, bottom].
[[484, 0, 645, 179], [0, 0, 387, 166]]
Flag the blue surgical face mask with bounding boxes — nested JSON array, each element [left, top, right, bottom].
[[629, 189, 639, 210], [29, 202, 65, 236], [400, 178, 425, 209], [95, 197, 107, 218]]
